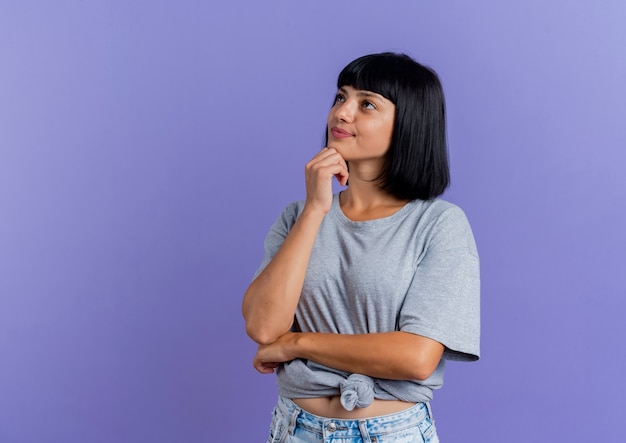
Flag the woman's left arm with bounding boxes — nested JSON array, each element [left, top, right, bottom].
[[253, 331, 444, 381]]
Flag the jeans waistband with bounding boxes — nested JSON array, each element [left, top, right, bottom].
[[275, 396, 433, 439]]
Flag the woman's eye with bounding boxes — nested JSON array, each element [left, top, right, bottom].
[[334, 93, 345, 103], [362, 100, 376, 110]]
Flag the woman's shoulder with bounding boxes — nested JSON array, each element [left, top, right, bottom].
[[410, 198, 470, 224], [277, 193, 342, 220], [270, 199, 306, 230], [280, 198, 306, 217], [412, 198, 477, 253]]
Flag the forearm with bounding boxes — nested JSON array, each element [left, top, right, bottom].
[[258, 331, 444, 381], [244, 147, 348, 344], [242, 208, 325, 344]]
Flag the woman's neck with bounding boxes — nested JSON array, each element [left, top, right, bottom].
[[339, 181, 408, 222]]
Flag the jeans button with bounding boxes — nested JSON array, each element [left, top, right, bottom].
[[327, 422, 337, 432]]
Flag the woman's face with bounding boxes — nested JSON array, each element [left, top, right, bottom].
[[327, 85, 395, 164]]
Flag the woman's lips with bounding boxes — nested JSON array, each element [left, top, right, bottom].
[[330, 127, 354, 139]]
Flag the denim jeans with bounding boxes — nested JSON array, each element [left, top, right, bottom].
[[267, 396, 439, 443]]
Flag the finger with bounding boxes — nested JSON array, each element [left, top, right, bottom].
[[335, 169, 349, 186], [308, 153, 348, 175], [309, 147, 344, 165], [311, 163, 348, 184], [323, 148, 348, 171], [253, 360, 279, 374], [307, 151, 338, 170]]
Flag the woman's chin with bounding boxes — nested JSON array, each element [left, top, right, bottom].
[[327, 143, 348, 156]]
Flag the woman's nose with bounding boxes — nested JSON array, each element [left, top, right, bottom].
[[335, 100, 356, 122]]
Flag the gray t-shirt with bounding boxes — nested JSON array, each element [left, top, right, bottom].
[[254, 193, 480, 406]]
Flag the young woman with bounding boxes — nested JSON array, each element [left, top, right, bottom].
[[242, 52, 480, 443]]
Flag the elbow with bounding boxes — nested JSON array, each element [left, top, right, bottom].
[[242, 307, 282, 345], [245, 321, 285, 345], [406, 353, 441, 381], [246, 327, 273, 346], [242, 283, 294, 345], [241, 296, 272, 344], [401, 335, 444, 381], [411, 366, 437, 382]]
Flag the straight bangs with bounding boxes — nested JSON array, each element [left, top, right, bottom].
[[336, 54, 403, 104]]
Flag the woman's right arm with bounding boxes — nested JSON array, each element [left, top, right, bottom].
[[242, 148, 348, 345]]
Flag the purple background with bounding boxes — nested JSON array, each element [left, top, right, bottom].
[[1, 1, 625, 441]]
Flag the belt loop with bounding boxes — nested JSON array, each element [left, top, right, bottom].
[[425, 402, 434, 421], [287, 402, 300, 436], [358, 418, 371, 442]]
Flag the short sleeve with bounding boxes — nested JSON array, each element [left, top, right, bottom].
[[399, 206, 480, 361], [252, 201, 303, 280]]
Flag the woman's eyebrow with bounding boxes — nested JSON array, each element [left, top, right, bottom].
[[357, 91, 389, 104], [338, 87, 387, 102]]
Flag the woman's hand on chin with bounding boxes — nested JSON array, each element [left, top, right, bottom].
[[303, 148, 348, 214]]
